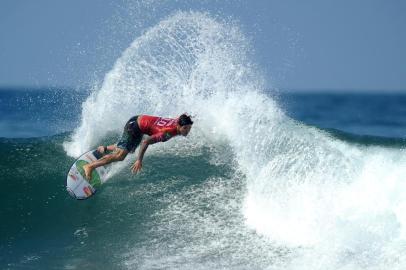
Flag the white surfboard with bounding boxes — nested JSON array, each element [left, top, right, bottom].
[[66, 149, 110, 200]]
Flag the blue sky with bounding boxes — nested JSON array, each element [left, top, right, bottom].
[[0, 0, 405, 91]]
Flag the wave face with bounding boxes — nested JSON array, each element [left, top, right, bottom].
[[57, 11, 406, 269]]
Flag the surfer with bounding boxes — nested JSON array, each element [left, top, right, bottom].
[[83, 114, 193, 180]]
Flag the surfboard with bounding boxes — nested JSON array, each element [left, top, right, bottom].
[[66, 149, 110, 200]]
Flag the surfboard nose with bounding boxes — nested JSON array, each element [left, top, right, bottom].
[[66, 187, 77, 199]]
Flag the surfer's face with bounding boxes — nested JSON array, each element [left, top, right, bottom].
[[179, 124, 192, 136]]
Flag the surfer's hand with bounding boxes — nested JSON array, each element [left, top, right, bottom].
[[131, 160, 142, 174]]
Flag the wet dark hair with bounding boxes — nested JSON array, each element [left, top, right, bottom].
[[178, 114, 193, 126]]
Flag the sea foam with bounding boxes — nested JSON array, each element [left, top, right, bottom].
[[64, 11, 406, 270]]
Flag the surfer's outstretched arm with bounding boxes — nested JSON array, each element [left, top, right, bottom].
[[131, 137, 154, 174]]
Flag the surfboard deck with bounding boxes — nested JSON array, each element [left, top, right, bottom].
[[66, 149, 110, 200]]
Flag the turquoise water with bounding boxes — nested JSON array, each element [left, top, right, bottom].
[[2, 11, 406, 270], [0, 135, 242, 269]]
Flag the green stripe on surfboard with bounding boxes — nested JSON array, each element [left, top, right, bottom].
[[76, 160, 102, 188]]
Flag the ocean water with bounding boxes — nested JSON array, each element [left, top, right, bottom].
[[2, 11, 406, 270]]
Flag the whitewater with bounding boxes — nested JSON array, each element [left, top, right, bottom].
[[56, 11, 406, 269]]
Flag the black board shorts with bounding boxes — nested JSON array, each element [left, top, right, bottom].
[[116, 116, 143, 153]]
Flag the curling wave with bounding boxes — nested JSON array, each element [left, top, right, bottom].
[[62, 11, 406, 270]]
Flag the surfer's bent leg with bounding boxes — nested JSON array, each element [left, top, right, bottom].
[[97, 145, 117, 155], [88, 149, 128, 168], [83, 116, 143, 180], [83, 149, 129, 180]]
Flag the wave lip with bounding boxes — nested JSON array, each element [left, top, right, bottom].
[[63, 11, 261, 157]]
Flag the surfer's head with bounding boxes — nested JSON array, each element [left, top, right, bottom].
[[177, 114, 193, 136]]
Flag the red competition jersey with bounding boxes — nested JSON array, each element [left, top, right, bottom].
[[139, 115, 179, 143]]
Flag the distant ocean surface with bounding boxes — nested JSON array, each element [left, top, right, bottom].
[[1, 88, 405, 139], [0, 88, 86, 138], [2, 11, 406, 270]]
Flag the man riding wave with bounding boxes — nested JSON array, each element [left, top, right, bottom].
[[83, 114, 193, 180]]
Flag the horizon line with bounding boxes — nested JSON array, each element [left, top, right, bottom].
[[0, 85, 405, 93]]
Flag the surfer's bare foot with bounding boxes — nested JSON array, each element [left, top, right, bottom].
[[83, 164, 93, 180]]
